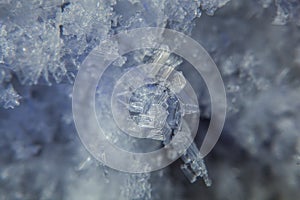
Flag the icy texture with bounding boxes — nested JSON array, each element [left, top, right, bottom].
[[0, 0, 224, 109], [3, 0, 300, 200], [0, 84, 20, 109], [201, 0, 231, 16], [129, 85, 170, 129], [128, 81, 210, 185], [181, 143, 212, 186], [0, 1, 65, 84], [0, 0, 233, 199], [0, 0, 115, 110], [0, 67, 21, 109], [168, 71, 186, 93], [60, 0, 115, 61], [128, 83, 179, 132]]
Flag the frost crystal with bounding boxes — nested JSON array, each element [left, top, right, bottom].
[[0, 84, 21, 109], [124, 50, 210, 186], [0, 0, 115, 89], [0, 0, 227, 109], [200, 0, 231, 16], [5, 0, 295, 199], [181, 143, 212, 186], [0, 67, 20, 109], [0, 1, 65, 84]]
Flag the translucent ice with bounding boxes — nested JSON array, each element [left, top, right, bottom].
[[181, 142, 212, 186]]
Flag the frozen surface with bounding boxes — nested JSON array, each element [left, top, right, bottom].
[[0, 0, 300, 199]]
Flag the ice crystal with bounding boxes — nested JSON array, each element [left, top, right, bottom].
[[0, 0, 226, 109], [0, 0, 115, 88], [0, 84, 21, 109], [0, 67, 21, 109], [181, 143, 212, 186], [0, 1, 65, 84], [6, 0, 300, 199], [200, 0, 231, 16], [124, 49, 210, 185]]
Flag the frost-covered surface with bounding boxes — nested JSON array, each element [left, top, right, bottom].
[[1, 0, 300, 199]]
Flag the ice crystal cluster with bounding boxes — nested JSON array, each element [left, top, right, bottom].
[[1, 0, 300, 200]]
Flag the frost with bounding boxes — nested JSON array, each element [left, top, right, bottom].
[[181, 143, 212, 186], [125, 52, 209, 185], [168, 71, 186, 93], [200, 0, 231, 16], [0, 84, 21, 109], [0, 67, 21, 109], [3, 0, 299, 199], [0, 0, 227, 108], [127, 82, 181, 140], [0, 0, 115, 86], [0, 1, 65, 85]]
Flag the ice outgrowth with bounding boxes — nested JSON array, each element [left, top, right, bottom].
[[181, 143, 212, 186], [124, 55, 209, 185], [1, 0, 300, 200]]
